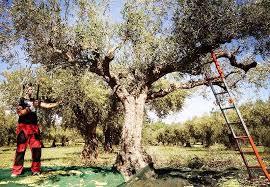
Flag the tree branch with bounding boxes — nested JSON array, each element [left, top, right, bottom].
[[47, 40, 126, 99], [48, 41, 78, 63], [113, 85, 129, 101], [146, 46, 257, 87], [215, 49, 257, 73], [101, 43, 124, 89], [48, 41, 117, 82], [147, 70, 242, 100], [146, 45, 213, 86], [147, 78, 221, 100]]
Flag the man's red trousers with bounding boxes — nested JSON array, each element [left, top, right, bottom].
[[12, 124, 42, 175]]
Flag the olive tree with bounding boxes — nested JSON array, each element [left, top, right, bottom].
[[1, 0, 269, 177]]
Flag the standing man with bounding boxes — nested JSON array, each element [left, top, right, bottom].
[[12, 83, 61, 177]]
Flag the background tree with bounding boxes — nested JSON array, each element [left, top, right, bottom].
[[143, 122, 166, 146], [103, 96, 123, 152], [240, 99, 270, 146], [153, 99, 270, 148], [0, 106, 17, 146], [0, 67, 111, 159], [46, 126, 80, 147], [49, 70, 111, 160]]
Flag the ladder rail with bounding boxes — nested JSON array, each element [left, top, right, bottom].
[[248, 136, 270, 181]]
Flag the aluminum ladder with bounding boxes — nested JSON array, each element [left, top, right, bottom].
[[206, 51, 270, 181]]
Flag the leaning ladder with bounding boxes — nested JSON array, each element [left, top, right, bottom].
[[206, 51, 270, 181]]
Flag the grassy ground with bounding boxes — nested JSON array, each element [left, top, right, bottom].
[[0, 145, 270, 186], [0, 145, 116, 169], [148, 145, 270, 170]]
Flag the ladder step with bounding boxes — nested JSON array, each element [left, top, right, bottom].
[[241, 150, 254, 154], [228, 122, 242, 125], [241, 148, 264, 154], [235, 136, 249, 139], [221, 106, 235, 110], [215, 91, 228, 95], [248, 165, 268, 170], [247, 165, 262, 169], [206, 76, 222, 81]]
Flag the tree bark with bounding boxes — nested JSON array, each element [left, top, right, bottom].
[[61, 137, 67, 146], [7, 137, 11, 146], [103, 98, 121, 153], [73, 103, 99, 160], [41, 142, 45, 148], [104, 123, 113, 152], [81, 125, 98, 160], [185, 142, 191, 147], [51, 139, 56, 147], [115, 92, 153, 178], [103, 123, 122, 152]]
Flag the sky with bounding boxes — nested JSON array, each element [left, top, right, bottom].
[[148, 85, 270, 124], [109, 0, 124, 23]]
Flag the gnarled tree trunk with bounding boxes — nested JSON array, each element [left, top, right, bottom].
[[61, 137, 67, 146], [115, 92, 153, 178], [51, 139, 56, 147], [103, 98, 122, 152], [81, 124, 98, 160], [73, 103, 99, 160]]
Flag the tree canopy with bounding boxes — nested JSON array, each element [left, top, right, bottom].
[[1, 0, 269, 94]]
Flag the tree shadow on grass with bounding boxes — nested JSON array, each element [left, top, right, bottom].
[[65, 152, 81, 156], [0, 166, 124, 187], [23, 157, 63, 162], [154, 167, 239, 185], [120, 165, 241, 187], [0, 147, 16, 153]]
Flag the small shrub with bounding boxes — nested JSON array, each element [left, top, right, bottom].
[[264, 147, 270, 153], [208, 143, 227, 151], [187, 156, 204, 169]]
